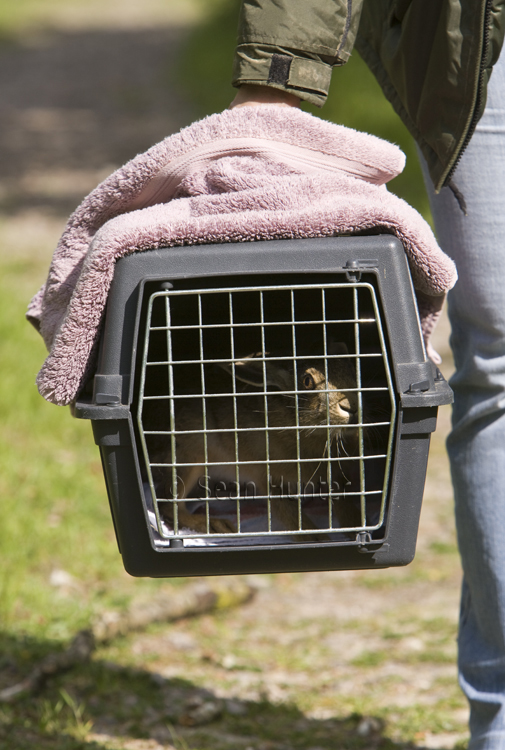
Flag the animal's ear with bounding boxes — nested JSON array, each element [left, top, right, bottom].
[[220, 353, 266, 388], [232, 356, 265, 387], [263, 362, 294, 391], [221, 354, 293, 391], [327, 340, 349, 356]]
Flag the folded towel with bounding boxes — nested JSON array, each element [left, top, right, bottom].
[[27, 106, 457, 406]]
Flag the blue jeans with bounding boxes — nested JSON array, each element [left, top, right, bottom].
[[420, 54, 505, 749]]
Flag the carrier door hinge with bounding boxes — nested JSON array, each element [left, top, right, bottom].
[[397, 362, 453, 407], [345, 259, 379, 281], [93, 374, 130, 405], [396, 362, 434, 395]]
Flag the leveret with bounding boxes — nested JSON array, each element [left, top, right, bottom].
[[160, 345, 358, 538]]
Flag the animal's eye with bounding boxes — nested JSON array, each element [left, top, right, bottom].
[[302, 374, 315, 390]]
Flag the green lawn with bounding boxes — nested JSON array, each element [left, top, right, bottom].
[[0, 256, 136, 640]]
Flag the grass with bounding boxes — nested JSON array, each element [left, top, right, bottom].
[[0, 0, 201, 37], [0, 0, 66, 33], [0, 259, 130, 638], [0, 245, 189, 647], [0, 0, 107, 36]]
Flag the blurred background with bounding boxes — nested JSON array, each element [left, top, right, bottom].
[[0, 1, 465, 748]]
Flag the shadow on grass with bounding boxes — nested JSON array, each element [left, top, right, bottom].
[[0, 24, 197, 219], [0, 630, 457, 750]]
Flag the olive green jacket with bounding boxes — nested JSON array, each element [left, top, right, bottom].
[[233, 0, 505, 191]]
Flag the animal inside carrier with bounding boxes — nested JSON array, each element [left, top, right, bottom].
[[75, 235, 452, 577]]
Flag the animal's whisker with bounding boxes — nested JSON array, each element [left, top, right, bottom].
[[161, 347, 361, 537]]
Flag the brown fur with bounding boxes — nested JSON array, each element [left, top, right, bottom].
[[161, 350, 358, 537]]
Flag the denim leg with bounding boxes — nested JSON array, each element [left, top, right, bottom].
[[420, 54, 505, 749]]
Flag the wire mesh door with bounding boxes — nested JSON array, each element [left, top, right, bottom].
[[136, 280, 396, 547]]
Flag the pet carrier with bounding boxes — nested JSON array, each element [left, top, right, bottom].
[[74, 235, 452, 577]]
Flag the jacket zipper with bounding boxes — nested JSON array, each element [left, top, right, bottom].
[[336, 0, 354, 59], [444, 0, 493, 186]]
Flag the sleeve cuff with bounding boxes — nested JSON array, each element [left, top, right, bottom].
[[232, 44, 334, 107]]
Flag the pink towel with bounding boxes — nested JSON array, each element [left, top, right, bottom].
[[27, 106, 457, 406]]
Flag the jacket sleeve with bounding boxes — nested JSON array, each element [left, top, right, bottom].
[[232, 0, 364, 106]]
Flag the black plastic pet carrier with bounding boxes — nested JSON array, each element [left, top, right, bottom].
[[75, 235, 452, 577]]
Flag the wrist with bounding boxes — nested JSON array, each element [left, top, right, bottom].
[[230, 84, 301, 109]]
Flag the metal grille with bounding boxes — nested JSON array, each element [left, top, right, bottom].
[[136, 281, 396, 546]]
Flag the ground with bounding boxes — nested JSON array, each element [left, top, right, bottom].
[[0, 2, 467, 748]]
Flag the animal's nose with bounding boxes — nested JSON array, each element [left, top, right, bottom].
[[339, 396, 357, 418], [338, 396, 358, 424]]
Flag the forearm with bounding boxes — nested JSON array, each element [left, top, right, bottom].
[[232, 0, 364, 107]]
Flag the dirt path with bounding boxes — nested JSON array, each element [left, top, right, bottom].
[[0, 5, 465, 748]]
